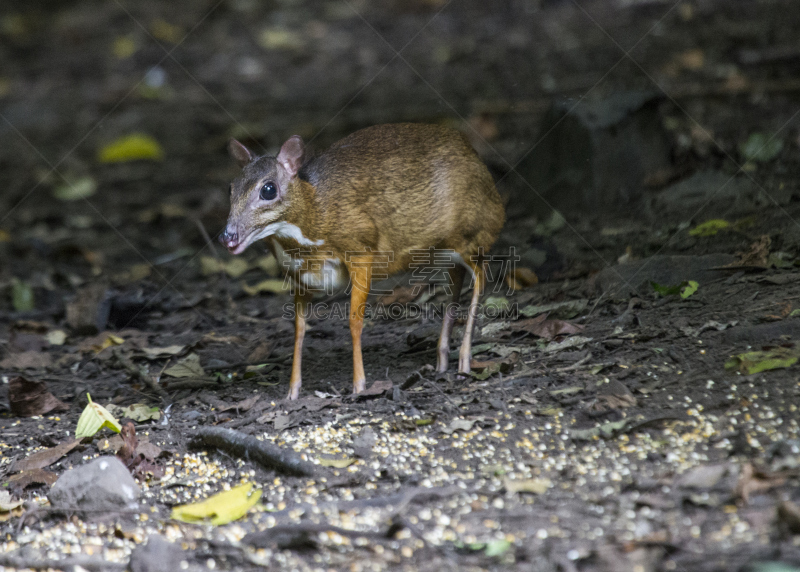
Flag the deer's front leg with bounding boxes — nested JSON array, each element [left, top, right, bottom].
[[288, 290, 312, 400]]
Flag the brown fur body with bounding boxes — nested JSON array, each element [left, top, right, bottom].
[[293, 123, 503, 270], [222, 123, 505, 399]]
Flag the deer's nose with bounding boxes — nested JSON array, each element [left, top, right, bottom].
[[220, 228, 238, 248]]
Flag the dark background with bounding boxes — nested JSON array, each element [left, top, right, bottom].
[[4, 1, 800, 570]]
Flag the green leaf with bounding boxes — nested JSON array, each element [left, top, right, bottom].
[[750, 564, 800, 572], [472, 362, 503, 381], [11, 278, 34, 311], [689, 219, 729, 237], [571, 419, 631, 441], [171, 482, 261, 525], [651, 280, 699, 298], [53, 175, 97, 201], [485, 539, 512, 557], [98, 133, 164, 163], [739, 132, 784, 163], [75, 394, 122, 439], [107, 403, 161, 422], [484, 296, 510, 312], [533, 210, 566, 236], [650, 281, 680, 296], [680, 280, 699, 299], [725, 348, 800, 375]]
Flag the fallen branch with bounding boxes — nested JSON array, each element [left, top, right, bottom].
[[190, 426, 320, 477], [243, 522, 389, 548], [160, 378, 223, 391]]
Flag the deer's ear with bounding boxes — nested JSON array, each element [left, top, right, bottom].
[[228, 139, 253, 168], [277, 135, 304, 178]]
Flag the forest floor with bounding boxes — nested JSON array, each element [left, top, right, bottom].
[[3, 0, 800, 570]]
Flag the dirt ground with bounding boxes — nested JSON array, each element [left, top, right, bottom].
[[3, 0, 800, 570]]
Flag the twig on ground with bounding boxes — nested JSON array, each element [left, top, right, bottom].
[[190, 426, 320, 477], [113, 349, 168, 398], [161, 378, 223, 391], [555, 353, 593, 372]]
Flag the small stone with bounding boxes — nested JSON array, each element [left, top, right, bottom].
[[129, 535, 186, 572], [48, 456, 140, 512]]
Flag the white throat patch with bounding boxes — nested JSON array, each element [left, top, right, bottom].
[[253, 221, 324, 246]]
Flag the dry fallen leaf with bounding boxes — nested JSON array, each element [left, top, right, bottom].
[[514, 317, 584, 340], [8, 377, 68, 417], [505, 266, 538, 291], [163, 353, 205, 378], [11, 439, 81, 473], [6, 468, 59, 493], [735, 463, 785, 504], [356, 379, 393, 398], [0, 351, 53, 369], [218, 395, 261, 413], [778, 500, 800, 534], [141, 345, 185, 359], [247, 340, 274, 363], [725, 235, 771, 268]]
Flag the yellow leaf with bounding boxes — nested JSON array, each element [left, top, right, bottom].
[[98, 134, 164, 163], [113, 35, 137, 59], [150, 19, 183, 44], [171, 483, 261, 525], [256, 256, 279, 275], [97, 335, 125, 352], [0, 229, 10, 242], [258, 27, 305, 51], [504, 477, 552, 494], [200, 257, 250, 278], [242, 279, 289, 296]]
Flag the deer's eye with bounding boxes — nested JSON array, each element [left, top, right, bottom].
[[260, 181, 277, 201]]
